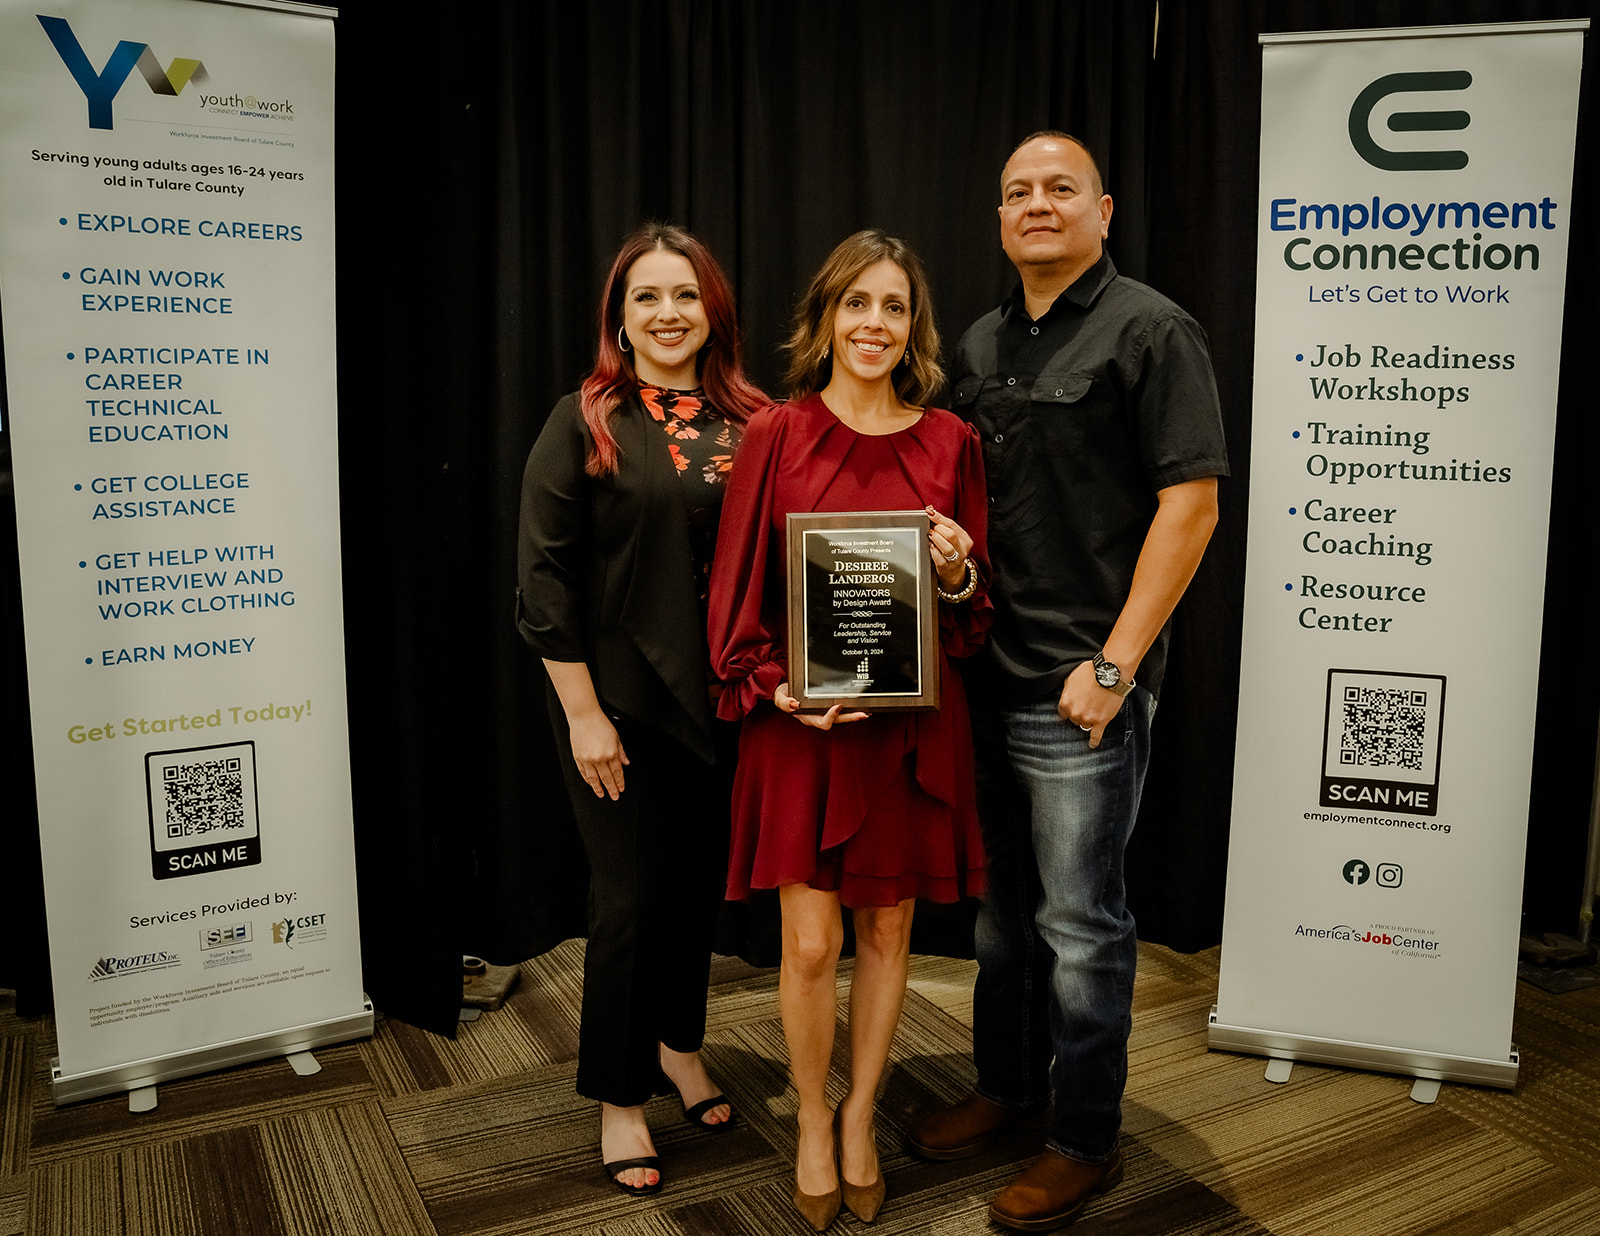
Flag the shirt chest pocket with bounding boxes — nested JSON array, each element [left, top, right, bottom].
[[951, 375, 984, 414], [1029, 373, 1096, 456]]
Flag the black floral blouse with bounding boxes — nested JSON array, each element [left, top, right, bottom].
[[638, 385, 743, 620]]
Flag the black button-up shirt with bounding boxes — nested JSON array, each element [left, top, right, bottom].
[[951, 253, 1228, 703]]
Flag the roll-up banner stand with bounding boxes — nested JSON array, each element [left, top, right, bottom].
[[1212, 21, 1588, 1090], [0, 0, 371, 1104]]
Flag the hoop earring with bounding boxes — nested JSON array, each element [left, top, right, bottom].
[[617, 326, 631, 354]]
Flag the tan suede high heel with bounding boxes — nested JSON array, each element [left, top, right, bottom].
[[838, 1108, 887, 1223], [791, 1179, 842, 1232], [792, 1112, 841, 1231]]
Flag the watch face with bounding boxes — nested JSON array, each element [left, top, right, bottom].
[[1095, 660, 1119, 688]]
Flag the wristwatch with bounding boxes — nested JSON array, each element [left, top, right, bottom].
[[1092, 651, 1136, 698]]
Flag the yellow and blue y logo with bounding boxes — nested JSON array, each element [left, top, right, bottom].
[[38, 14, 208, 130]]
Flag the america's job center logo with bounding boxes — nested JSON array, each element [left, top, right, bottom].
[[1293, 923, 1441, 958]]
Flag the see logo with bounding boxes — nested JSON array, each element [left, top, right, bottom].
[[38, 14, 209, 131], [1348, 71, 1472, 171]]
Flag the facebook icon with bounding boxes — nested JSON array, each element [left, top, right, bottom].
[[1342, 859, 1371, 886]]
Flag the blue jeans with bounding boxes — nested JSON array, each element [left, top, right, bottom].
[[970, 688, 1155, 1163]]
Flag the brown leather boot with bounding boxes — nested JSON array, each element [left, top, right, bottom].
[[905, 1091, 1048, 1161], [988, 1147, 1124, 1232]]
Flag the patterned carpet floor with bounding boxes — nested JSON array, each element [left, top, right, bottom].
[[3, 941, 1598, 1235]]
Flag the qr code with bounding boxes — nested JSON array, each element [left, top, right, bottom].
[[145, 741, 260, 878], [1338, 686, 1428, 773], [162, 757, 246, 837], [1320, 670, 1445, 816]]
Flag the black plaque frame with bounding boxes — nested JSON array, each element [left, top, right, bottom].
[[785, 510, 939, 711]]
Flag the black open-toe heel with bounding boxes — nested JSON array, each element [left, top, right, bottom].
[[682, 1093, 736, 1132], [657, 1059, 737, 1132], [603, 1155, 663, 1196]]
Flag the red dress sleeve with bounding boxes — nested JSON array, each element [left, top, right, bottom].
[[707, 404, 789, 720], [937, 418, 993, 660]]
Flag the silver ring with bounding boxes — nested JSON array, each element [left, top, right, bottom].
[[943, 548, 960, 563], [1078, 724, 1092, 732]]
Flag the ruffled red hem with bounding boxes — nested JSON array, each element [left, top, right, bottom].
[[724, 700, 987, 910], [727, 864, 987, 909]]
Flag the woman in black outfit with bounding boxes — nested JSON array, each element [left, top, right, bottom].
[[516, 222, 765, 1195]]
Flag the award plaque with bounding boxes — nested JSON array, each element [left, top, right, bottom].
[[785, 511, 939, 711]]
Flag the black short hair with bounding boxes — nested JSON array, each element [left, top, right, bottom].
[[1005, 130, 1105, 196]]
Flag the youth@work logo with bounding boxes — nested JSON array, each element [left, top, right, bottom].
[[38, 14, 209, 130]]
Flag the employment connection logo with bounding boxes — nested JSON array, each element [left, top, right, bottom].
[[38, 15, 294, 131], [1348, 70, 1473, 171]]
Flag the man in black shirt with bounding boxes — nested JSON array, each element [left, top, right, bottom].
[[909, 132, 1228, 1230]]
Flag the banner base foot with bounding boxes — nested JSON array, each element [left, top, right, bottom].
[[1264, 1058, 1294, 1084], [51, 998, 374, 1106], [1208, 1006, 1518, 1090], [1410, 1077, 1443, 1103], [128, 1085, 157, 1113]]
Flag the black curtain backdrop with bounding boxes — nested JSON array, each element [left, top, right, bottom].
[[2, 0, 1595, 1038]]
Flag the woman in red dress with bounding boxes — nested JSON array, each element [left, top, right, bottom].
[[708, 231, 991, 1229]]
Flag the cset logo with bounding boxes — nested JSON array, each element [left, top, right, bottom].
[[272, 911, 329, 948], [1349, 71, 1472, 172], [38, 14, 210, 131]]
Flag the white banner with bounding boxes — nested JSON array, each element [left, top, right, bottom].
[[0, 0, 370, 1102], [1212, 21, 1586, 1087]]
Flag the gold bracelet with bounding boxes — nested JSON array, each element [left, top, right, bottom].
[[937, 557, 978, 604]]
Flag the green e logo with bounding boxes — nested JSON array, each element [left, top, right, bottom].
[[1348, 71, 1472, 171]]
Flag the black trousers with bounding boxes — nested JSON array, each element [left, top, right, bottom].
[[549, 698, 736, 1107]]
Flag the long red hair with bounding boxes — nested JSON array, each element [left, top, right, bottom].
[[579, 223, 765, 476]]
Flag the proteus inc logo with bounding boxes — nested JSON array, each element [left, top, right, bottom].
[[87, 950, 181, 981], [1348, 71, 1472, 171], [38, 15, 210, 130]]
